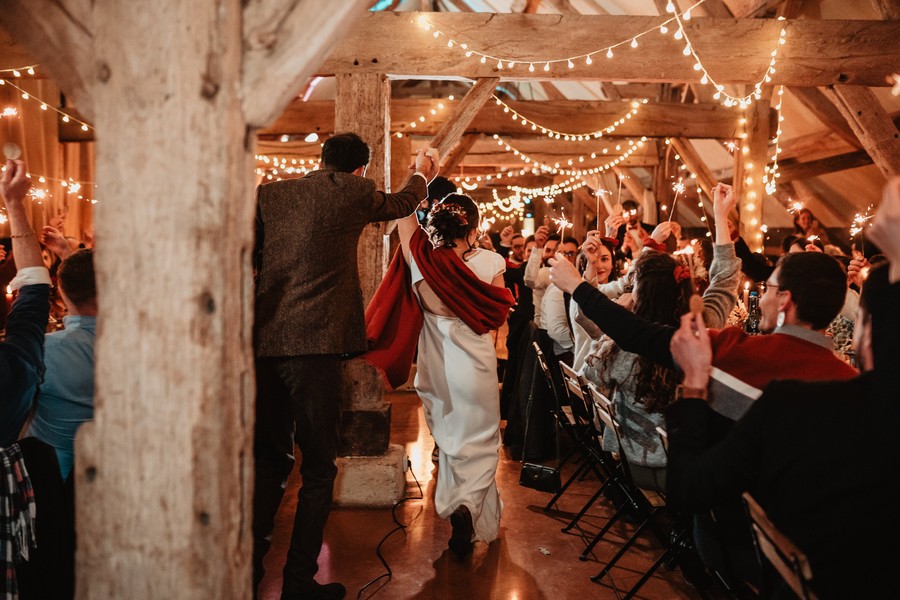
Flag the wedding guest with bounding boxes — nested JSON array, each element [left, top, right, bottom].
[[664, 177, 900, 598], [793, 207, 830, 244]]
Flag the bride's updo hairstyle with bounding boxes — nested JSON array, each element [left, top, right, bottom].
[[425, 193, 480, 258]]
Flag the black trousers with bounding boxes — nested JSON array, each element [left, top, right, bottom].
[[253, 355, 342, 595]]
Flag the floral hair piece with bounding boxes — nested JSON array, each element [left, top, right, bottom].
[[431, 201, 468, 225], [673, 264, 692, 284]]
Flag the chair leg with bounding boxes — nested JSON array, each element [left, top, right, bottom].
[[591, 513, 654, 580], [562, 478, 611, 533], [579, 500, 630, 561], [544, 460, 590, 511]]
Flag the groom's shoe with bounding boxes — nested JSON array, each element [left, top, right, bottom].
[[449, 506, 475, 558]]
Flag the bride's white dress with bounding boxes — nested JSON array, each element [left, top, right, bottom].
[[409, 248, 506, 543]]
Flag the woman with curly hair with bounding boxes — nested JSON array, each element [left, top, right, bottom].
[[366, 192, 514, 557]]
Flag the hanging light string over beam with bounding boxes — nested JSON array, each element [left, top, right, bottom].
[[762, 85, 786, 195], [491, 95, 648, 140], [453, 168, 532, 190], [395, 95, 456, 139], [491, 133, 648, 177], [673, 9, 787, 108], [418, 1, 788, 110], [416, 0, 708, 74], [0, 77, 93, 131]]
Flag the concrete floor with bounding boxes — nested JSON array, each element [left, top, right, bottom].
[[258, 391, 714, 600]]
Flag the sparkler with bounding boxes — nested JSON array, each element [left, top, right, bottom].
[[850, 205, 874, 252], [552, 208, 573, 235], [668, 179, 686, 222], [786, 199, 804, 215]]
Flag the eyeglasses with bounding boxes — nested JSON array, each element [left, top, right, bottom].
[[761, 281, 781, 293]]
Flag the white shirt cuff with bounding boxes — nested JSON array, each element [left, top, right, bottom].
[[10, 266, 52, 291]]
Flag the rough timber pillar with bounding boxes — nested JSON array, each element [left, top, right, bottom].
[[739, 94, 772, 253], [335, 72, 392, 304], [333, 72, 404, 506], [74, 3, 255, 599]]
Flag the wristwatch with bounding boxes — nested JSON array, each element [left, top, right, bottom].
[[675, 384, 708, 401]]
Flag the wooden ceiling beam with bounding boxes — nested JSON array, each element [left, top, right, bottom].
[[429, 77, 499, 157], [822, 84, 900, 177], [0, 0, 94, 120], [319, 14, 898, 86], [787, 87, 861, 149], [612, 165, 649, 201], [776, 150, 874, 183], [669, 138, 718, 198], [261, 98, 763, 139], [440, 133, 480, 175], [721, 0, 781, 17], [242, 0, 365, 127]]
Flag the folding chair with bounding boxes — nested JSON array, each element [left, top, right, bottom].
[[530, 344, 603, 500], [543, 361, 611, 511], [742, 492, 818, 600]]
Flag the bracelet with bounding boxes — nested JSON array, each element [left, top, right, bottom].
[[10, 231, 36, 238]]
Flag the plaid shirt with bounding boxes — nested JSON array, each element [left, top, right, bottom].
[[0, 444, 36, 600]]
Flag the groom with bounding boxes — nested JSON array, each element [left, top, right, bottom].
[[253, 132, 440, 600]]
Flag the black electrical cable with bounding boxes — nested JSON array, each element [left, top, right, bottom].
[[356, 458, 425, 600]]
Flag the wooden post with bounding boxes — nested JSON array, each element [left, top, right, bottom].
[[335, 72, 392, 304], [0, 0, 367, 597], [740, 94, 771, 252]]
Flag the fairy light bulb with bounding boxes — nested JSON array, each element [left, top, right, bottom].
[[585, 55, 593, 65], [674, 29, 683, 40], [665, 1, 676, 12], [543, 62, 550, 72], [606, 48, 614, 59], [630, 38, 638, 48], [660, 25, 668, 34], [567, 59, 574, 69], [683, 9, 691, 19]]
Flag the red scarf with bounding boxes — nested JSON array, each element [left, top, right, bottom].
[[363, 227, 515, 389]]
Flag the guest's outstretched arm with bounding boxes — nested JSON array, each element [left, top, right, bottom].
[[549, 255, 676, 368]]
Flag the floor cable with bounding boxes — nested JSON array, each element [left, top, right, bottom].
[[356, 458, 425, 600]]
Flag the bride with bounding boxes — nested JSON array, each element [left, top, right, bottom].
[[366, 192, 514, 556]]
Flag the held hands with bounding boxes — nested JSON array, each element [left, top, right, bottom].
[[670, 311, 713, 390], [548, 252, 584, 294], [413, 147, 441, 182], [1, 159, 30, 206], [533, 225, 550, 249], [713, 182, 736, 217]]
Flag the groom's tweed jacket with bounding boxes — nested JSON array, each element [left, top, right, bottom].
[[254, 169, 425, 357]]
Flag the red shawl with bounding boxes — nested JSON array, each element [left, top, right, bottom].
[[363, 227, 515, 389]]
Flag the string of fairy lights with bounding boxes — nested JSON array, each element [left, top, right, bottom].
[[0, 76, 93, 131], [491, 134, 649, 177], [417, 1, 788, 110], [255, 155, 319, 181], [395, 95, 456, 139], [491, 96, 648, 139]]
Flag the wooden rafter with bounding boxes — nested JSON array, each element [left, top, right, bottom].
[[776, 150, 873, 182], [721, 0, 781, 17], [441, 133, 479, 175], [261, 99, 768, 139], [822, 84, 900, 178], [612, 166, 648, 201], [429, 78, 499, 157], [242, 0, 365, 127], [0, 0, 94, 119], [319, 13, 899, 86], [788, 87, 860, 149], [669, 138, 717, 198]]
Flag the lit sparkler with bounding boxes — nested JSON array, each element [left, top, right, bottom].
[[668, 179, 686, 222], [850, 205, 874, 251], [1, 107, 17, 118], [552, 208, 573, 235], [786, 200, 804, 215]]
